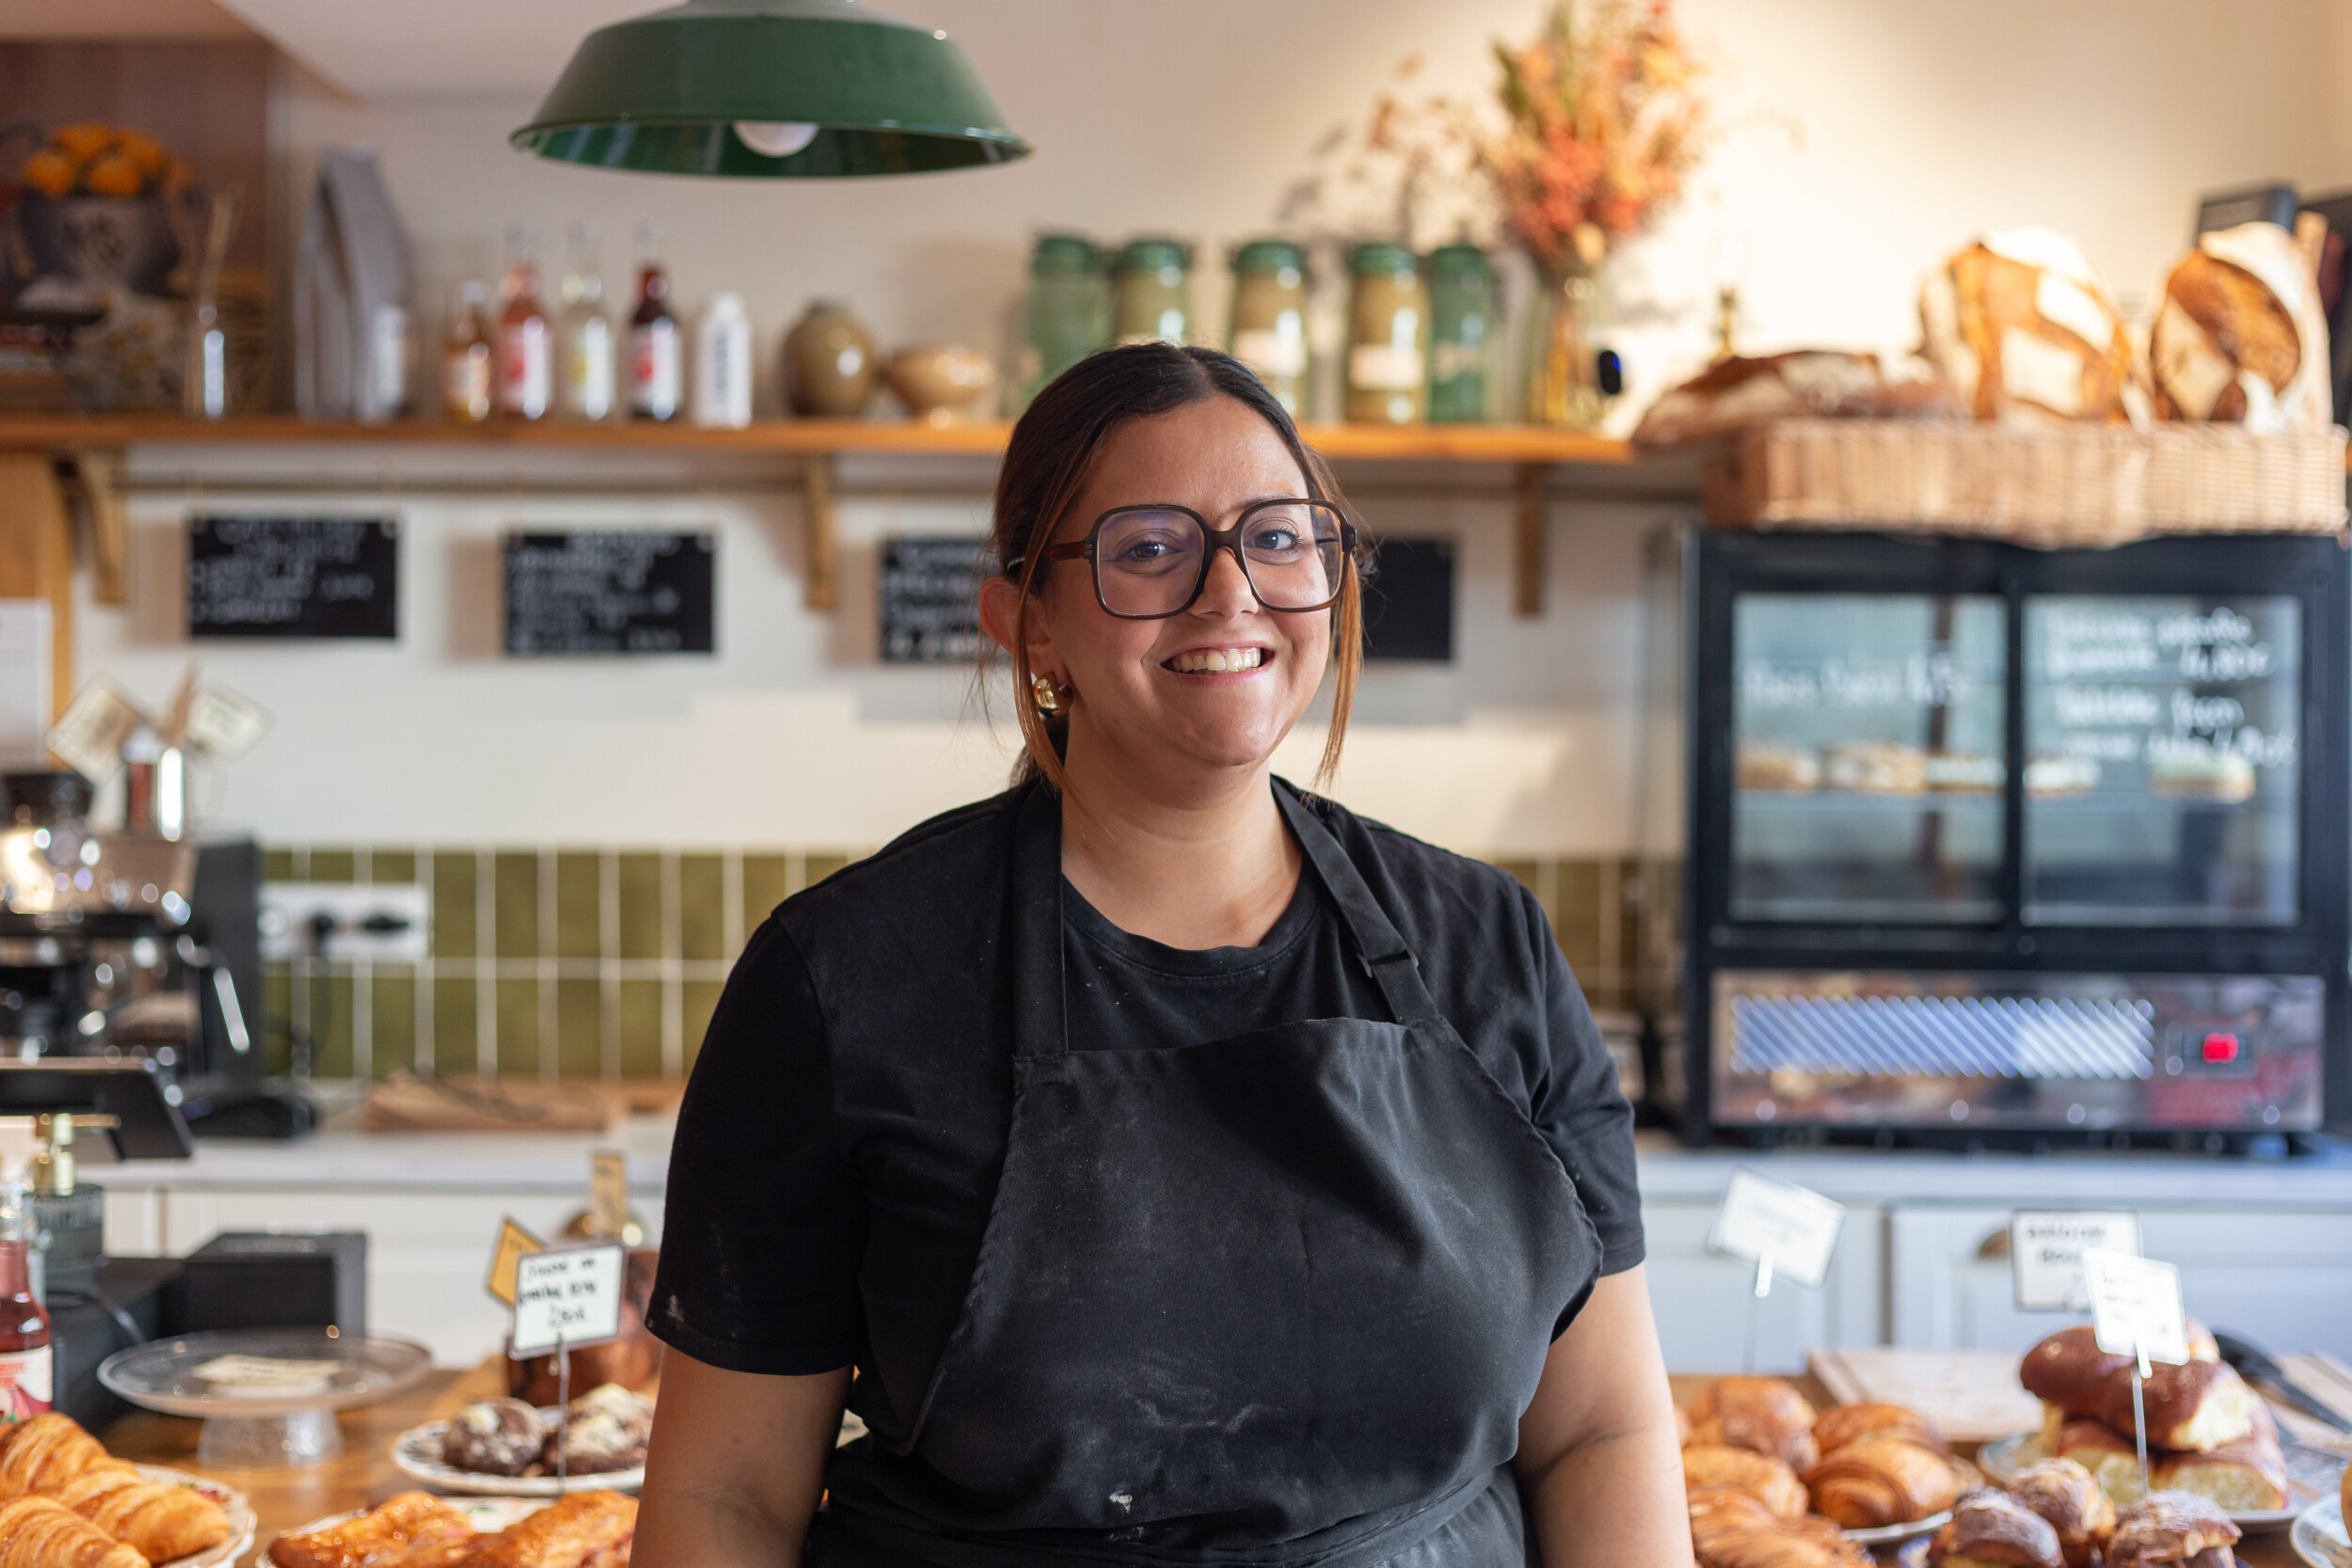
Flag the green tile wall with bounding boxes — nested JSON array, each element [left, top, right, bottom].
[[262, 846, 1680, 1081]]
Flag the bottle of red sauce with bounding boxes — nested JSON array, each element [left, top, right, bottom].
[[0, 1187, 51, 1423]]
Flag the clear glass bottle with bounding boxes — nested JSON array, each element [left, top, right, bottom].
[[630, 221, 683, 423], [1112, 237, 1191, 346], [559, 220, 615, 424], [497, 222, 552, 422], [1427, 244, 1500, 424], [442, 281, 494, 425], [1345, 242, 1428, 424], [1012, 233, 1109, 411], [1227, 239, 1311, 415], [0, 1183, 52, 1425]]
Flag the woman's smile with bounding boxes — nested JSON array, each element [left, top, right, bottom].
[[1163, 643, 1272, 676]]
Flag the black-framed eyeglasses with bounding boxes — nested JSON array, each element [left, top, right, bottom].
[[1010, 499, 1357, 619]]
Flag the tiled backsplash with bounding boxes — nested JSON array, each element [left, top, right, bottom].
[[262, 845, 1679, 1083]]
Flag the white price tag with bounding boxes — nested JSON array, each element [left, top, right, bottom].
[[45, 677, 145, 782], [509, 1243, 626, 1358], [1708, 1169, 1845, 1289], [2081, 1247, 2188, 1366], [2011, 1210, 2140, 1311], [182, 681, 272, 759]]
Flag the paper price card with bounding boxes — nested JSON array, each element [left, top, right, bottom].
[[510, 1243, 628, 1358], [2011, 1211, 2140, 1311], [1707, 1169, 1845, 1290], [485, 1216, 546, 1307], [2081, 1247, 2189, 1366]]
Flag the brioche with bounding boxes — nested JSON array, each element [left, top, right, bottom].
[[2008, 1457, 2116, 1568], [1682, 1444, 1808, 1519], [2055, 1417, 2149, 1504], [1801, 1433, 1958, 1528], [2153, 1431, 2287, 1513], [1930, 1489, 2063, 1568], [2098, 1360, 2255, 1453], [2021, 1327, 2130, 1420]]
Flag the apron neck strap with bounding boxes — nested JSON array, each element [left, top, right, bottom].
[[1272, 784, 1443, 1028], [1008, 779, 1444, 1061]]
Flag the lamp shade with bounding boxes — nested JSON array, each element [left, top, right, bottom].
[[512, 0, 1031, 178]]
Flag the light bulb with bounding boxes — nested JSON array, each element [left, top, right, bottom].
[[734, 120, 820, 158]]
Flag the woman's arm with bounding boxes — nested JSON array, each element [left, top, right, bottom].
[[1514, 1265, 1693, 1568], [633, 1350, 852, 1568]]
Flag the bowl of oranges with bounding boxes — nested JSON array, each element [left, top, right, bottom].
[[13, 120, 195, 300]]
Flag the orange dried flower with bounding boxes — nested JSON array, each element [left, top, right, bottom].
[[20, 148, 79, 198]]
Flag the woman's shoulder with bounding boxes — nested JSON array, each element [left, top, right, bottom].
[[767, 784, 1030, 960], [1290, 784, 1546, 955]]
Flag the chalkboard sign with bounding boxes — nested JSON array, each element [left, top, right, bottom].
[[1364, 537, 1454, 662], [504, 531, 715, 656], [881, 536, 989, 663], [187, 516, 399, 640]]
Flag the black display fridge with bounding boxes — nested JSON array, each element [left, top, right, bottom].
[[1680, 530, 2349, 1149]]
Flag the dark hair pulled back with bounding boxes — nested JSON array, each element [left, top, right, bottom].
[[987, 342, 1364, 793]]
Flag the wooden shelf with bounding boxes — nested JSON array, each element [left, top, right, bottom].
[[0, 414, 1635, 623], [0, 412, 1634, 464]]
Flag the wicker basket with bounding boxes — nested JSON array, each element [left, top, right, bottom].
[[1701, 419, 2348, 548]]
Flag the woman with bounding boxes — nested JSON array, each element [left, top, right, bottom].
[[638, 344, 1690, 1568]]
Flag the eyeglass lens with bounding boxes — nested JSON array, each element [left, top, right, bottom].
[[1094, 502, 1346, 617]]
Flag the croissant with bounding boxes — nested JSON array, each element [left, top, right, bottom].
[[267, 1491, 476, 1568], [51, 1462, 232, 1562], [456, 1489, 635, 1568], [1688, 1378, 1820, 1471], [0, 1495, 147, 1568], [1683, 1444, 1808, 1519], [1703, 1513, 1871, 1568], [1930, 1490, 2062, 1568], [2009, 1457, 2117, 1568], [1801, 1433, 1958, 1528], [2107, 1490, 2239, 1568], [1815, 1402, 1947, 1458], [0, 1414, 107, 1497]]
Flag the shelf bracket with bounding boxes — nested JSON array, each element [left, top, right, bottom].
[[802, 453, 838, 611], [1514, 462, 1549, 618], [67, 449, 130, 606]]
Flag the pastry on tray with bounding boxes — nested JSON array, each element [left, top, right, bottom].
[[1929, 1489, 2063, 1568], [0, 1411, 233, 1560], [0, 1494, 146, 1568], [269, 1491, 478, 1568], [1814, 1402, 1947, 1459], [460, 1490, 636, 1568], [441, 1398, 549, 1478], [1687, 1486, 1870, 1568], [1683, 1444, 1810, 1520], [2006, 1456, 2116, 1568], [546, 1385, 654, 1476], [1738, 744, 1822, 793], [1801, 1431, 1959, 1528], [1823, 741, 1928, 795], [2106, 1490, 2240, 1568], [1686, 1376, 1821, 1472]]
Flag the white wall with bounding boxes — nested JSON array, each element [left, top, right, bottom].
[[70, 0, 2352, 855]]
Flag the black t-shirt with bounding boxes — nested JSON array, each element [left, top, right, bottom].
[[649, 781, 1644, 1448]]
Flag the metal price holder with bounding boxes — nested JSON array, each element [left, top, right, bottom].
[[508, 1243, 628, 1484]]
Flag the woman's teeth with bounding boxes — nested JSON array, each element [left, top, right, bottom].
[[1168, 648, 1263, 674]]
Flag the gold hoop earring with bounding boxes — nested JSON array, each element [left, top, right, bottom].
[[1031, 673, 1065, 715]]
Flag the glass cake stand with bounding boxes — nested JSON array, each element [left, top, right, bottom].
[[100, 1327, 434, 1467]]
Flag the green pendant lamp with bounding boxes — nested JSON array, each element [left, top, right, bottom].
[[512, 0, 1030, 178]]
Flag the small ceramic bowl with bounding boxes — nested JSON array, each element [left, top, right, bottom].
[[885, 345, 994, 425]]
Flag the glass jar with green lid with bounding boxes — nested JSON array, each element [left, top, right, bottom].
[[1013, 232, 1109, 411], [1113, 237, 1193, 347], [1227, 239, 1310, 415], [1345, 242, 1428, 423], [1426, 244, 1499, 423]]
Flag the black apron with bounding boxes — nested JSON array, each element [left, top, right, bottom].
[[816, 784, 1602, 1568]]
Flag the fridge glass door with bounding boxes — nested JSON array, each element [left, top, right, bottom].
[[2024, 594, 2300, 926], [1732, 593, 2008, 922]]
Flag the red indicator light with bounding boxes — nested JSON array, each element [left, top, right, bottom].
[[2201, 1032, 2240, 1065]]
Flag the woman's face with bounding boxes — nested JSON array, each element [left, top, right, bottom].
[[1008, 394, 1334, 786]]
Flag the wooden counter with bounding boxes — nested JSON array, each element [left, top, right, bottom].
[[92, 1365, 2312, 1567]]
